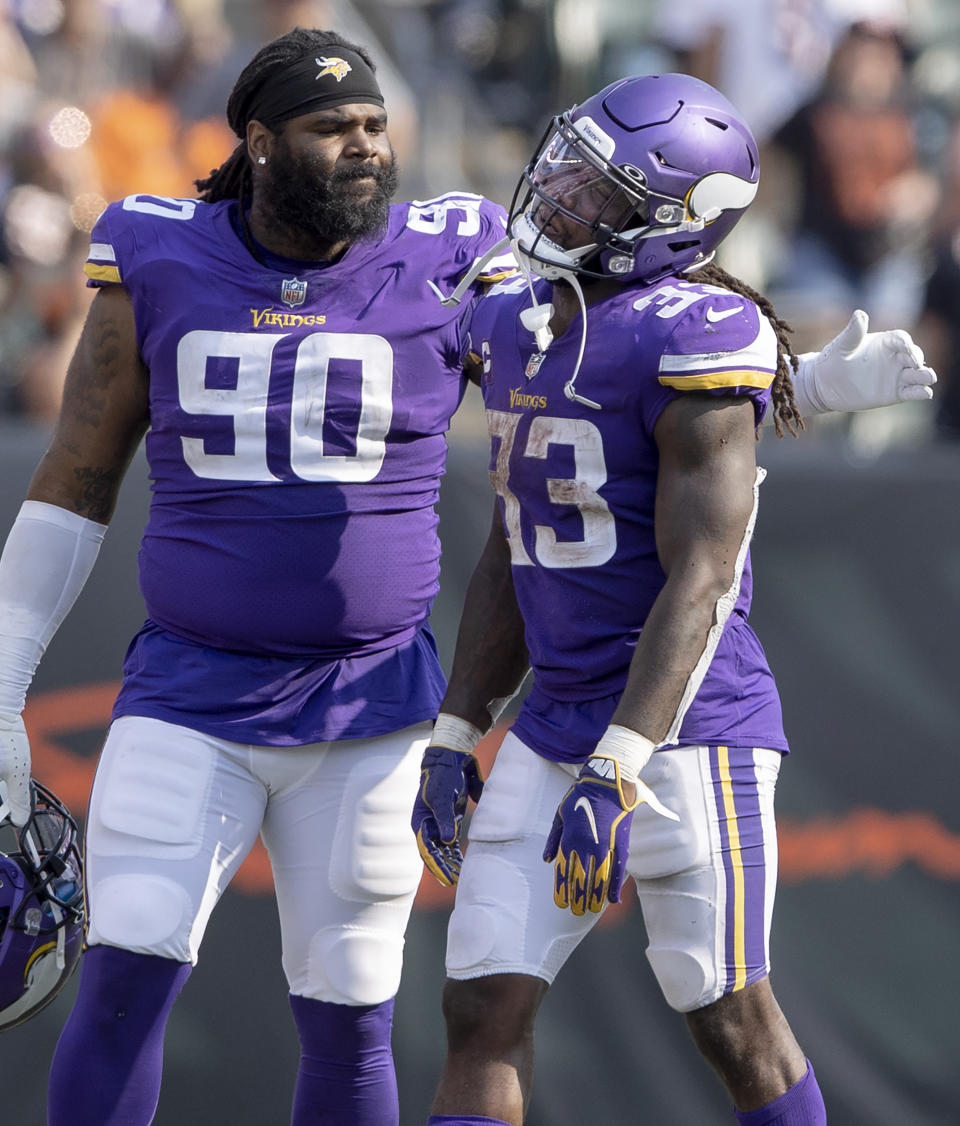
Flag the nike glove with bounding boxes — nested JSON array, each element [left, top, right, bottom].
[[412, 745, 484, 887], [544, 755, 677, 915]]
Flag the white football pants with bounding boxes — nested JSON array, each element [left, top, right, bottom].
[[84, 715, 429, 1006]]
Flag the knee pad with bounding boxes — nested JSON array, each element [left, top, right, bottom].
[[445, 738, 582, 982], [645, 944, 718, 1013], [301, 926, 404, 1007], [444, 846, 586, 983], [87, 874, 195, 961], [444, 853, 529, 975]]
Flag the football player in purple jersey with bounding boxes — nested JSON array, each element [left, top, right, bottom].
[[0, 26, 517, 1126], [412, 74, 935, 1126]]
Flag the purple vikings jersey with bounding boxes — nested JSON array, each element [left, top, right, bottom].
[[471, 276, 788, 763], [84, 192, 512, 744]]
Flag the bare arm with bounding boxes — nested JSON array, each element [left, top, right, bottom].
[[610, 393, 759, 742], [27, 285, 150, 522], [440, 501, 529, 731], [463, 352, 483, 387], [412, 502, 529, 884]]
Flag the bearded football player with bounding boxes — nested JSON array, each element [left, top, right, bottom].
[[0, 26, 514, 1126]]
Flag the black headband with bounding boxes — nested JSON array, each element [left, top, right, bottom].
[[243, 47, 384, 132]]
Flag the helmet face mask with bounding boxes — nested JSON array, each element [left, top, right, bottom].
[[0, 781, 84, 1031], [509, 116, 649, 279], [508, 73, 760, 286]]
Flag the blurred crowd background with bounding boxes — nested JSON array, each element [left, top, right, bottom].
[[1, 0, 960, 452]]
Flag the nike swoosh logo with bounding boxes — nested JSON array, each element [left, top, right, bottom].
[[574, 796, 599, 843], [706, 305, 743, 323]]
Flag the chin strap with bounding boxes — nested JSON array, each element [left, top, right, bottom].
[[518, 268, 554, 353], [427, 228, 602, 411], [560, 271, 599, 410], [427, 235, 513, 308], [512, 239, 600, 411]]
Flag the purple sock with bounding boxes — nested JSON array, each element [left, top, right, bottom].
[[427, 1118, 513, 1125], [47, 945, 191, 1126], [735, 1061, 827, 1125], [289, 994, 398, 1126]]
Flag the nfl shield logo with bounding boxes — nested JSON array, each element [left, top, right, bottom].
[[281, 277, 307, 307], [524, 351, 546, 379]]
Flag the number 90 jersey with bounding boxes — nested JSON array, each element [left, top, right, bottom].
[[472, 275, 788, 762], [85, 193, 511, 658]]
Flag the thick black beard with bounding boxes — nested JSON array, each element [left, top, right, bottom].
[[260, 142, 399, 251]]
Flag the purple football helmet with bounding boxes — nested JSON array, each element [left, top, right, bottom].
[[508, 73, 759, 285], [0, 780, 84, 1031]]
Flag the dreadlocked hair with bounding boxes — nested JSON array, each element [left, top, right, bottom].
[[194, 27, 377, 207], [689, 262, 804, 438]]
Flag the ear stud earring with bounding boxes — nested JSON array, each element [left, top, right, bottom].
[[257, 156, 267, 165]]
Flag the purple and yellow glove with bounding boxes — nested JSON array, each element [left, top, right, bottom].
[[543, 727, 678, 915], [412, 715, 485, 887]]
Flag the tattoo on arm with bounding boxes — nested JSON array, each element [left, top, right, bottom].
[[67, 305, 126, 431], [71, 467, 124, 523], [28, 288, 148, 521]]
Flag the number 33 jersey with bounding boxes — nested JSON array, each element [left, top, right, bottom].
[[84, 192, 511, 743], [471, 276, 788, 763]]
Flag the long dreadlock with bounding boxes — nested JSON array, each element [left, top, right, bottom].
[[193, 28, 378, 255], [689, 261, 803, 438]]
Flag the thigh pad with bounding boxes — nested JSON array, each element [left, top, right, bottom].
[[446, 734, 593, 984]]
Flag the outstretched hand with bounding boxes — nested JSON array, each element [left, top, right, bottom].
[[411, 745, 485, 887], [803, 310, 936, 414]]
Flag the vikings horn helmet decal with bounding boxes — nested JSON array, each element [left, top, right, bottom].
[[508, 73, 759, 285], [0, 780, 85, 1031]]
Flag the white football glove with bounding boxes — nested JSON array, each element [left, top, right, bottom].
[[0, 711, 31, 827], [794, 310, 937, 416]]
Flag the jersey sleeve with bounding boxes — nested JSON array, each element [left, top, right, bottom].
[[84, 195, 201, 292], [83, 202, 125, 288], [404, 193, 516, 369], [407, 194, 515, 294], [455, 195, 515, 287], [639, 291, 777, 434]]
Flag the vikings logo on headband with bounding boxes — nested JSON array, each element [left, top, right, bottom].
[[242, 47, 384, 132], [315, 56, 352, 82]]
